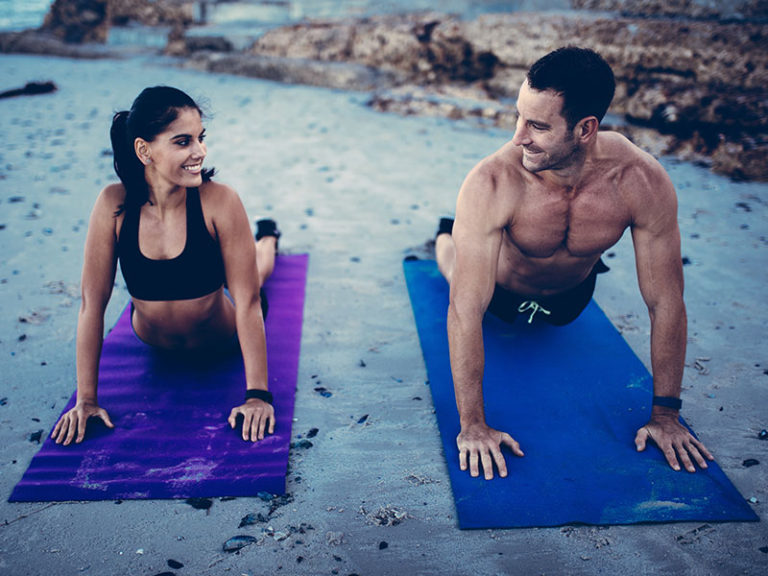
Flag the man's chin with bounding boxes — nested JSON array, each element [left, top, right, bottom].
[[521, 153, 546, 173]]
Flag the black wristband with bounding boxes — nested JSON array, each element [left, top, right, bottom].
[[652, 395, 682, 410], [245, 389, 273, 404]]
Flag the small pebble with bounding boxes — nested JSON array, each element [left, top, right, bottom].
[[290, 439, 313, 450], [743, 459, 760, 468], [357, 414, 369, 424], [759, 429, 768, 440], [306, 427, 319, 438], [379, 541, 389, 550], [185, 497, 213, 511], [167, 559, 184, 569], [223, 535, 257, 552]]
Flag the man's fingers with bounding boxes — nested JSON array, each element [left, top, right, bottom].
[[490, 446, 507, 478], [267, 411, 275, 434], [634, 427, 649, 452], [469, 450, 479, 477], [662, 444, 682, 471], [676, 443, 696, 473], [500, 433, 524, 457], [458, 447, 468, 471], [480, 450, 494, 480], [692, 437, 714, 461]]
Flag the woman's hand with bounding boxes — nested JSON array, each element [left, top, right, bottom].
[[51, 401, 114, 445], [228, 398, 275, 442]]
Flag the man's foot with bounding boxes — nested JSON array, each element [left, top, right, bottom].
[[435, 217, 455, 282], [255, 218, 281, 251], [436, 217, 454, 238]]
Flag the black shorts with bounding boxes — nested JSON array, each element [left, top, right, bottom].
[[487, 259, 609, 326]]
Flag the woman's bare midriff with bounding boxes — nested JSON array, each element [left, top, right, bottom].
[[130, 288, 237, 349]]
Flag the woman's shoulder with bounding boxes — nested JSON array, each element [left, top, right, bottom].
[[92, 183, 127, 214], [199, 180, 243, 208]]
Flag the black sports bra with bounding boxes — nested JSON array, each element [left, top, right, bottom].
[[117, 188, 226, 301]]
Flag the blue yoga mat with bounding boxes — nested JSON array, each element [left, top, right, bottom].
[[404, 259, 758, 529]]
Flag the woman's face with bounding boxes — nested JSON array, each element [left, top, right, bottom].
[[142, 107, 207, 190]]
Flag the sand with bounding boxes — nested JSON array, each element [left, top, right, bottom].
[[0, 53, 766, 575]]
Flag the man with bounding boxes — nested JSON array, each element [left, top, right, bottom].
[[436, 46, 713, 480]]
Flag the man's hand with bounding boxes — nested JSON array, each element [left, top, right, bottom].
[[52, 401, 114, 446], [457, 422, 524, 480], [228, 398, 275, 442], [635, 412, 714, 472]]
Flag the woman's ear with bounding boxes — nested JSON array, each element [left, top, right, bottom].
[[134, 138, 152, 166]]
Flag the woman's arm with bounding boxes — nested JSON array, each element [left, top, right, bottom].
[[52, 185, 121, 445], [209, 183, 274, 442]]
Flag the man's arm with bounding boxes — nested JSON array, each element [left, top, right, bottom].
[[629, 160, 713, 472], [448, 167, 524, 480]]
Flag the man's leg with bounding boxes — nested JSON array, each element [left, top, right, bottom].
[[435, 217, 455, 283]]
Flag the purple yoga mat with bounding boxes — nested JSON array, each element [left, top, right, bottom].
[[9, 254, 308, 502]]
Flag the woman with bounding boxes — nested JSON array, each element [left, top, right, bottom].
[[51, 86, 279, 445]]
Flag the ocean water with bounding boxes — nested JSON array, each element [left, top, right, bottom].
[[0, 0, 571, 34], [0, 0, 53, 31]]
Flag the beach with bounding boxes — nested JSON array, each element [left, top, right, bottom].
[[1, 27, 767, 576]]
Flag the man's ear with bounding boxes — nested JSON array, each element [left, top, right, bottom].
[[575, 116, 599, 143], [134, 138, 152, 166]]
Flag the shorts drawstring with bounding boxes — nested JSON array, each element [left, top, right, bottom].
[[518, 300, 551, 324]]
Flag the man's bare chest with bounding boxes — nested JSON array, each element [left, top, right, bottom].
[[507, 191, 630, 259]]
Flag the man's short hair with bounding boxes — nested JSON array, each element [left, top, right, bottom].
[[527, 46, 616, 129]]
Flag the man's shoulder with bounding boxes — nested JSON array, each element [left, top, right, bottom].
[[466, 141, 524, 191], [595, 131, 670, 187]]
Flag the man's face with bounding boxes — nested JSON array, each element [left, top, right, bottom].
[[511, 81, 580, 174]]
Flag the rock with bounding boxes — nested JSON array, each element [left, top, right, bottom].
[[110, 0, 195, 28], [39, 0, 110, 43], [571, 0, 768, 20], [222, 535, 257, 552], [0, 81, 57, 99]]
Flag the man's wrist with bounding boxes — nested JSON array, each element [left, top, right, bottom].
[[652, 395, 682, 411]]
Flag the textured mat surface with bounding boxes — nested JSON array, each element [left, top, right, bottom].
[[404, 259, 758, 529], [9, 254, 308, 502]]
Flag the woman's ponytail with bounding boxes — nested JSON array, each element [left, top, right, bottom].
[[110, 110, 149, 210]]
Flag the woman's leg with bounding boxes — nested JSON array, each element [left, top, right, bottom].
[[256, 236, 277, 286], [254, 218, 280, 287]]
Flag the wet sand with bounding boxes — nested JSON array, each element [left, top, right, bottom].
[[0, 53, 766, 575]]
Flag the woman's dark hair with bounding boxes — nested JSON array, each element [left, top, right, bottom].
[[110, 86, 214, 210], [527, 46, 615, 130]]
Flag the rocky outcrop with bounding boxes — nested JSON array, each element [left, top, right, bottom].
[[38, 0, 110, 43], [36, 0, 195, 45], [7, 1, 768, 179], [250, 14, 499, 86], [571, 0, 768, 20], [110, 0, 195, 28], [235, 11, 768, 181]]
